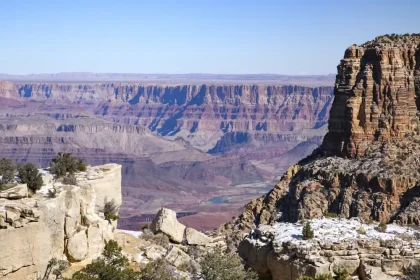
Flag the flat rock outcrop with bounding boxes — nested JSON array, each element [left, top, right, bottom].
[[239, 218, 420, 279], [0, 163, 122, 280]]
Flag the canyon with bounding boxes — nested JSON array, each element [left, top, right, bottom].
[[0, 80, 334, 230]]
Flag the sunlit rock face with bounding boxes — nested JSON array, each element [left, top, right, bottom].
[[0, 164, 122, 280], [322, 34, 420, 158]]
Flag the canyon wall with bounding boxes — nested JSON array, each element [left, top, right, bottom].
[[322, 35, 420, 157], [226, 34, 420, 279], [0, 164, 122, 280], [0, 82, 334, 229], [0, 83, 334, 151]]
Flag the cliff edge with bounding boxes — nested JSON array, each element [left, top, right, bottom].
[[0, 163, 122, 280]]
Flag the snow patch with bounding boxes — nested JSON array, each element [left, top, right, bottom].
[[272, 218, 420, 246], [118, 229, 143, 238]]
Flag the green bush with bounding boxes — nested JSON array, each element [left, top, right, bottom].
[[78, 163, 87, 172], [332, 268, 350, 280], [302, 222, 314, 240], [69, 240, 141, 280], [316, 274, 334, 280], [198, 245, 258, 280], [377, 222, 387, 233], [17, 163, 43, 193], [103, 198, 120, 222], [0, 158, 15, 184], [49, 153, 85, 178], [324, 212, 338, 218], [40, 257, 69, 280]]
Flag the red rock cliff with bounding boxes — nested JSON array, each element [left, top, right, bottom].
[[322, 34, 420, 157]]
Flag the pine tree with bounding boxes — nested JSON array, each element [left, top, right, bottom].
[[302, 221, 314, 240]]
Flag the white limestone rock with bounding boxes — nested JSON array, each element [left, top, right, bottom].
[[0, 184, 28, 199], [68, 230, 88, 261], [185, 227, 212, 245], [150, 208, 186, 243]]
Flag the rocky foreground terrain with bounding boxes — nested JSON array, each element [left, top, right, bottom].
[[0, 164, 122, 279], [222, 34, 420, 279], [0, 80, 334, 230]]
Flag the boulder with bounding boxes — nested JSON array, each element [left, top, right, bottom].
[[185, 227, 212, 245], [145, 245, 167, 260], [5, 206, 21, 223], [165, 246, 195, 267], [0, 184, 28, 199], [67, 230, 88, 262], [150, 208, 185, 243]]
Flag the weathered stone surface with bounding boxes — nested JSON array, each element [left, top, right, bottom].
[[67, 231, 88, 261], [238, 238, 271, 277], [0, 164, 122, 280], [185, 227, 212, 245], [0, 184, 28, 199], [240, 218, 420, 279], [150, 208, 186, 243], [322, 34, 420, 158], [165, 246, 194, 267]]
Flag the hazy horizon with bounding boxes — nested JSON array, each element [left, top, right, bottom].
[[1, 0, 419, 75]]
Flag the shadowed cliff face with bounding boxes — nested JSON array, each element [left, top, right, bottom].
[[227, 35, 420, 240]]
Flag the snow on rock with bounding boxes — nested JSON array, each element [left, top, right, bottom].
[[272, 218, 420, 247], [117, 229, 143, 238]]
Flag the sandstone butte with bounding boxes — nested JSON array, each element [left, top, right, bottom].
[[0, 164, 122, 280], [221, 34, 420, 279]]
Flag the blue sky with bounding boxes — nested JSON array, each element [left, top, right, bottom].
[[0, 0, 418, 75]]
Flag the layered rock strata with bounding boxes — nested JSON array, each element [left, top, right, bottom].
[[322, 34, 420, 157], [0, 163, 122, 280], [0, 82, 334, 151], [227, 35, 420, 279]]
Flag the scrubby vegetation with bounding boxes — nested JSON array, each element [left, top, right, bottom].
[[103, 198, 120, 222], [17, 163, 43, 193], [324, 212, 338, 219], [40, 258, 69, 280], [47, 187, 57, 198], [69, 240, 142, 280], [377, 221, 387, 233], [62, 174, 77, 185], [50, 153, 85, 178], [142, 232, 170, 249], [198, 245, 258, 280], [302, 221, 314, 240], [403, 264, 420, 280], [0, 157, 15, 185]]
